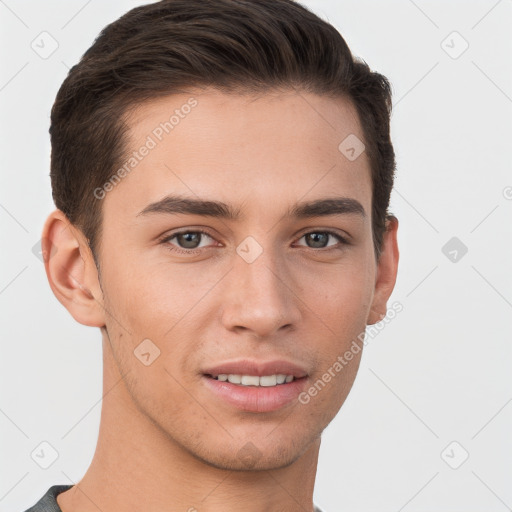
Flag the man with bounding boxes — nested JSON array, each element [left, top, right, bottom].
[[23, 0, 399, 511]]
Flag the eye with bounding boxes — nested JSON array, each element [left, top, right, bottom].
[[160, 229, 217, 251], [159, 228, 349, 255], [295, 230, 348, 250]]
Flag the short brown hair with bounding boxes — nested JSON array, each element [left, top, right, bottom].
[[50, 0, 395, 264]]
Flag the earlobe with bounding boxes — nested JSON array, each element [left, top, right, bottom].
[[42, 209, 106, 328], [367, 216, 399, 325]]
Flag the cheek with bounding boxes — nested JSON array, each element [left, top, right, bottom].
[[305, 259, 374, 334], [101, 252, 204, 332], [300, 272, 370, 417]]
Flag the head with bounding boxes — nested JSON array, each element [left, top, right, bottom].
[[43, 0, 399, 471]]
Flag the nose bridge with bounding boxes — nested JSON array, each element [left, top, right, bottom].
[[220, 238, 300, 336]]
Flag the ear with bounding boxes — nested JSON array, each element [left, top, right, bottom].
[[41, 209, 106, 327], [367, 216, 399, 325]]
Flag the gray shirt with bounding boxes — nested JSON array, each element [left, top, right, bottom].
[[22, 485, 326, 512]]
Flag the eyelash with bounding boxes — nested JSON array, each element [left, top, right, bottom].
[[159, 228, 349, 254]]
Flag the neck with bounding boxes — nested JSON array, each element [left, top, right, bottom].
[[57, 338, 321, 512]]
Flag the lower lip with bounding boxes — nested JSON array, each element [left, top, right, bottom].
[[202, 375, 308, 413]]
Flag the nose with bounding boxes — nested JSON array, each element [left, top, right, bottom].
[[220, 245, 302, 338]]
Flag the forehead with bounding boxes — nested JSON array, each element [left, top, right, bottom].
[[105, 88, 372, 221]]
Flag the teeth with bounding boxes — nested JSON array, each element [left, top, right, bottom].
[[213, 374, 296, 386], [241, 375, 260, 386], [259, 375, 277, 387]]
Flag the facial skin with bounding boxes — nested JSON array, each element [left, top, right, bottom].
[[43, 88, 398, 512]]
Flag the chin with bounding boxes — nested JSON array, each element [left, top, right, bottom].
[[196, 446, 303, 472], [185, 427, 322, 472]]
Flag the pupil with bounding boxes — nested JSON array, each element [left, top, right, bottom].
[[307, 233, 327, 248], [179, 232, 200, 248]]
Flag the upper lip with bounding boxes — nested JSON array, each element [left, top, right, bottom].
[[202, 359, 308, 378]]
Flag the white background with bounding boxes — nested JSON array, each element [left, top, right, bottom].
[[1, 1, 511, 511]]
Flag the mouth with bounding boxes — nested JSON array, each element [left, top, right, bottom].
[[202, 373, 309, 414], [204, 373, 302, 387], [202, 359, 308, 382], [200, 360, 309, 412]]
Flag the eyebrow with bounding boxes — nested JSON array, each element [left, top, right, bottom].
[[136, 194, 366, 220]]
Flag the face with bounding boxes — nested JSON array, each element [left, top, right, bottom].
[[93, 88, 391, 470]]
